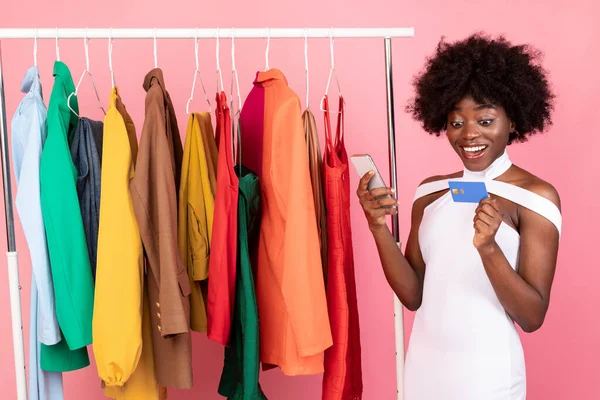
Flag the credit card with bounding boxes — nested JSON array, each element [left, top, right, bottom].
[[448, 181, 489, 203]]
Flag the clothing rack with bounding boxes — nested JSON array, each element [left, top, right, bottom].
[[0, 27, 414, 400]]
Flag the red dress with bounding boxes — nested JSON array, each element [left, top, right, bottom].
[[207, 92, 239, 345], [322, 95, 363, 400]]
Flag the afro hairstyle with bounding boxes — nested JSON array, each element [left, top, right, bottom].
[[406, 32, 555, 144]]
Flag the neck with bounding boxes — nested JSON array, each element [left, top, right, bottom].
[[463, 150, 512, 180]]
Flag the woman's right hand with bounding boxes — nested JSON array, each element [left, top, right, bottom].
[[356, 171, 398, 231]]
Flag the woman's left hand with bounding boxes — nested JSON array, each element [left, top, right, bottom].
[[473, 196, 503, 250]]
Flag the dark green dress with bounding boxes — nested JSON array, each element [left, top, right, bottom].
[[218, 165, 267, 400]]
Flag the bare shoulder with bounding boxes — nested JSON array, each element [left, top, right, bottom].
[[508, 166, 561, 211]]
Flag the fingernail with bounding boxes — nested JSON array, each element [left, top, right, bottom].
[[391, 188, 395, 193], [369, 170, 375, 175]]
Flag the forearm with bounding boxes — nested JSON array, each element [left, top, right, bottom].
[[371, 225, 422, 310], [478, 242, 547, 332]]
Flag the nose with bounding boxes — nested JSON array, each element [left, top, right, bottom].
[[461, 121, 481, 141]]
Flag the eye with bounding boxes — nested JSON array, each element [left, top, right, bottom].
[[450, 121, 463, 128], [479, 119, 494, 126]]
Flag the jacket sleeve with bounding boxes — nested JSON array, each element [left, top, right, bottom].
[[130, 87, 191, 338], [41, 95, 94, 351], [272, 96, 333, 357], [92, 105, 143, 387], [14, 103, 61, 346]]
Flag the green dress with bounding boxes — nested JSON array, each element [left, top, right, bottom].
[[218, 165, 267, 400], [39, 61, 93, 371]]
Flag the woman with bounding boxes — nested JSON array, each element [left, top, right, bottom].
[[357, 33, 561, 399]]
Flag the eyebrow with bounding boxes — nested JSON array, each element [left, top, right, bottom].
[[453, 103, 496, 111]]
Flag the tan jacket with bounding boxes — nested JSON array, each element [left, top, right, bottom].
[[130, 68, 193, 389]]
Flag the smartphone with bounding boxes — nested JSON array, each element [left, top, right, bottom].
[[350, 153, 391, 198], [448, 181, 489, 203]]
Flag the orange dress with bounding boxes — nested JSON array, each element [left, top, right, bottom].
[[239, 69, 332, 376]]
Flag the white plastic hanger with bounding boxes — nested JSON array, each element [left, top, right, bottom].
[[33, 28, 38, 67], [265, 27, 271, 71], [231, 28, 243, 165], [304, 27, 309, 109], [108, 28, 116, 88], [321, 27, 344, 113], [67, 28, 106, 117], [153, 27, 158, 68], [230, 28, 242, 116], [186, 28, 212, 114], [55, 27, 60, 61], [215, 28, 224, 93]]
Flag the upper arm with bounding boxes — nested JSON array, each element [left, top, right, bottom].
[[517, 181, 561, 304]]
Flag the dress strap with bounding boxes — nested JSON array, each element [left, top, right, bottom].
[[412, 179, 451, 202], [412, 178, 562, 237], [486, 180, 562, 237]]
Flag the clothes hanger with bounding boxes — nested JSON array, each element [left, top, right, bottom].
[[265, 27, 271, 71], [153, 27, 158, 68], [230, 28, 242, 117], [55, 27, 60, 61], [321, 27, 344, 113], [108, 28, 116, 88], [304, 27, 309, 110], [33, 27, 38, 67], [67, 28, 106, 118], [215, 27, 224, 94], [186, 28, 211, 115], [231, 28, 243, 166]]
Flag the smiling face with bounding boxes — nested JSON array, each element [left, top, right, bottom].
[[446, 96, 515, 171]]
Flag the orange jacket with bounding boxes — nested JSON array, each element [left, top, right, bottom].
[[240, 69, 332, 375]]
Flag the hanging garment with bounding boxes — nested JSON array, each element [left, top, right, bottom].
[[39, 60, 93, 372], [303, 109, 328, 284], [218, 165, 267, 400], [70, 117, 103, 280], [93, 87, 163, 399], [321, 96, 363, 400], [130, 68, 193, 389], [11, 66, 64, 400], [178, 112, 217, 333], [207, 92, 239, 346], [405, 150, 562, 400], [239, 69, 332, 375], [202, 114, 219, 196]]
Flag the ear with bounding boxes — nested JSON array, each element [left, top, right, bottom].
[[509, 120, 516, 133]]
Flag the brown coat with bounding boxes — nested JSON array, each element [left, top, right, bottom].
[[130, 68, 193, 389]]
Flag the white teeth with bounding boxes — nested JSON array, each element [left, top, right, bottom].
[[463, 145, 487, 153]]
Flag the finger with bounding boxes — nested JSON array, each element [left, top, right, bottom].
[[480, 195, 500, 212], [479, 204, 501, 220], [474, 212, 494, 227], [369, 187, 395, 198], [374, 197, 398, 208], [358, 171, 375, 193], [474, 219, 490, 233]]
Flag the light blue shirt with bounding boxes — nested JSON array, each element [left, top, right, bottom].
[[12, 66, 64, 400]]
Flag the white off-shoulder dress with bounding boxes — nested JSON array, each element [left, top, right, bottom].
[[404, 151, 562, 400]]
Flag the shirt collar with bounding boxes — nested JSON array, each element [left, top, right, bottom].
[[143, 68, 166, 92], [253, 69, 288, 85], [53, 61, 76, 95], [21, 66, 42, 95]]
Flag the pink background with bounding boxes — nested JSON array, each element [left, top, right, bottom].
[[0, 0, 598, 399]]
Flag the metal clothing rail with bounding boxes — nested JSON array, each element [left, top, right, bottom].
[[0, 27, 414, 39], [0, 27, 413, 400]]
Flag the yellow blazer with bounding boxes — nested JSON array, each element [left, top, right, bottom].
[[93, 87, 163, 399], [178, 112, 217, 332]]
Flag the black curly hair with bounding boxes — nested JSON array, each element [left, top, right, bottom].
[[406, 32, 555, 144]]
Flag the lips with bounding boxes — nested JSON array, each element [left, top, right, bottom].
[[460, 144, 488, 159]]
